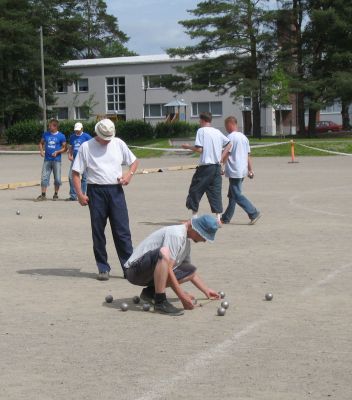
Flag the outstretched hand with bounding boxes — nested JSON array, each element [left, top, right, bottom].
[[78, 194, 89, 206], [205, 288, 220, 300]]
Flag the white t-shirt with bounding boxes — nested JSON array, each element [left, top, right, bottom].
[[125, 224, 191, 269], [195, 127, 229, 165], [225, 131, 250, 179], [72, 137, 136, 184]]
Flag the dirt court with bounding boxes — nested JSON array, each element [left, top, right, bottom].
[[0, 154, 351, 400]]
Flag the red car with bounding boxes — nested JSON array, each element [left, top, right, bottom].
[[313, 121, 342, 133]]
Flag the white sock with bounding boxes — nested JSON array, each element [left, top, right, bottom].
[[216, 213, 221, 222], [192, 211, 198, 218]]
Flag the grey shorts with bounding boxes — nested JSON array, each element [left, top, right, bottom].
[[126, 248, 197, 287]]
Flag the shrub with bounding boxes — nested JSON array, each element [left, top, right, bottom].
[[5, 120, 43, 144], [116, 120, 154, 141], [154, 121, 198, 138]]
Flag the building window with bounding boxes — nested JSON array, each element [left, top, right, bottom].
[[144, 103, 167, 118], [243, 97, 252, 108], [52, 107, 68, 120], [75, 106, 89, 120], [106, 77, 126, 113], [55, 81, 67, 93], [143, 75, 169, 89], [191, 102, 223, 117], [321, 102, 341, 113], [74, 78, 89, 93]]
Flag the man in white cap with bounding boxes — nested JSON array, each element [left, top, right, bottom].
[[72, 119, 139, 280], [125, 214, 220, 316], [66, 122, 92, 201]]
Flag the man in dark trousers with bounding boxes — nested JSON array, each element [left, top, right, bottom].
[[182, 112, 231, 224], [72, 119, 139, 281]]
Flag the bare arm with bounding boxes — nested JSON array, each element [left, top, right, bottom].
[[119, 158, 140, 186], [68, 145, 73, 161], [167, 266, 194, 310], [189, 273, 220, 299], [181, 144, 203, 153], [39, 139, 45, 157], [73, 170, 89, 206], [52, 142, 67, 158], [248, 154, 254, 177], [221, 142, 232, 164]]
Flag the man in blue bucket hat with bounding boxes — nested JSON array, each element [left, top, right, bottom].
[[125, 215, 220, 316]]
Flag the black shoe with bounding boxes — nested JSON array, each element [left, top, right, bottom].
[[140, 287, 155, 304], [97, 272, 109, 281], [65, 197, 77, 201], [53, 194, 59, 201], [154, 300, 184, 316], [35, 194, 47, 201]]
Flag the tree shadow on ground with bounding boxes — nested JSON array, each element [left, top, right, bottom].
[[17, 268, 124, 280], [139, 219, 185, 227]]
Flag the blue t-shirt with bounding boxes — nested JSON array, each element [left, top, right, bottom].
[[69, 132, 92, 158], [42, 131, 67, 161]]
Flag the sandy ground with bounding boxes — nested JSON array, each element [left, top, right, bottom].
[[0, 155, 351, 400]]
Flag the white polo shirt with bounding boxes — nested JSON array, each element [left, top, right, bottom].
[[72, 137, 136, 184], [195, 127, 230, 165], [225, 131, 250, 179]]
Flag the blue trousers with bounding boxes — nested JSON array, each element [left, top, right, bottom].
[[222, 178, 259, 223], [87, 184, 133, 274], [68, 161, 87, 199], [186, 164, 223, 213]]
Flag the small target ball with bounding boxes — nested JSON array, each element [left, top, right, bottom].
[[142, 303, 150, 312], [218, 291, 226, 299], [217, 307, 226, 316], [16, 210, 20, 215], [105, 294, 113, 303], [133, 296, 140, 304], [38, 214, 43, 219], [120, 302, 129, 311], [265, 292, 273, 301], [221, 300, 229, 309]]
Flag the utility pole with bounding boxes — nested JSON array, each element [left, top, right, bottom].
[[39, 26, 47, 132]]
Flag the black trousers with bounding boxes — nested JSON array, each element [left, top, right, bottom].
[[186, 164, 223, 213], [87, 184, 133, 274]]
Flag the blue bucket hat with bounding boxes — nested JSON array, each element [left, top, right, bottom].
[[191, 215, 219, 242]]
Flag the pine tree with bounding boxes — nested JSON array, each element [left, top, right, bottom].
[[167, 0, 276, 138]]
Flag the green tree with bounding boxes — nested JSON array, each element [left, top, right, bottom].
[[167, 0, 276, 138]]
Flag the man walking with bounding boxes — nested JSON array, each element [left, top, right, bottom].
[[182, 112, 230, 224], [66, 122, 92, 201], [72, 119, 139, 280], [37, 119, 66, 201], [125, 215, 220, 316], [221, 116, 261, 225]]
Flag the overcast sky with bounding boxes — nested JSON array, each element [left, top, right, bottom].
[[105, 0, 202, 55]]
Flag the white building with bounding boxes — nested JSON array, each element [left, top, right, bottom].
[[53, 53, 349, 135]]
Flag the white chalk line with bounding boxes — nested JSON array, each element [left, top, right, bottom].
[[300, 262, 352, 296], [134, 258, 352, 400], [135, 319, 265, 400], [289, 194, 346, 217]]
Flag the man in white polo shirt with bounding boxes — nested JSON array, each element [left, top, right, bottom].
[[221, 116, 260, 225], [182, 112, 230, 224], [72, 119, 139, 280]]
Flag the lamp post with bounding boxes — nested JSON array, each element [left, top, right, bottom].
[[143, 87, 147, 123], [39, 26, 47, 132]]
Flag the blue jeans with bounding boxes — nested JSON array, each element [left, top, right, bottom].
[[87, 184, 133, 274], [68, 161, 87, 199], [41, 160, 62, 188], [222, 178, 259, 223]]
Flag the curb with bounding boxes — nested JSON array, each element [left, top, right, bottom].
[[0, 165, 197, 190]]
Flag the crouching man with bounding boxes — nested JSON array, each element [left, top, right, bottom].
[[124, 215, 220, 316]]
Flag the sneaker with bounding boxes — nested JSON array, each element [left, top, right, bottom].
[[140, 287, 155, 304], [35, 194, 47, 201], [96, 272, 110, 281], [154, 300, 184, 316], [53, 194, 59, 201], [65, 197, 77, 201], [249, 213, 261, 225]]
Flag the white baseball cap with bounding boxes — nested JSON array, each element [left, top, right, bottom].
[[74, 122, 83, 131], [95, 119, 115, 141]]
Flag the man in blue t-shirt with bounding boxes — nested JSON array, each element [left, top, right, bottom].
[[66, 122, 92, 201], [36, 119, 67, 201]]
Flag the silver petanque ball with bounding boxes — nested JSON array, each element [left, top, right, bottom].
[[265, 292, 273, 301], [221, 300, 230, 309], [142, 303, 150, 312], [132, 296, 140, 304], [105, 294, 113, 303], [120, 302, 129, 311], [38, 214, 43, 219], [218, 291, 226, 299], [16, 210, 20, 215], [217, 307, 226, 316]]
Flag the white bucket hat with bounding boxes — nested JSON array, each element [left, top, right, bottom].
[[95, 119, 115, 141]]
